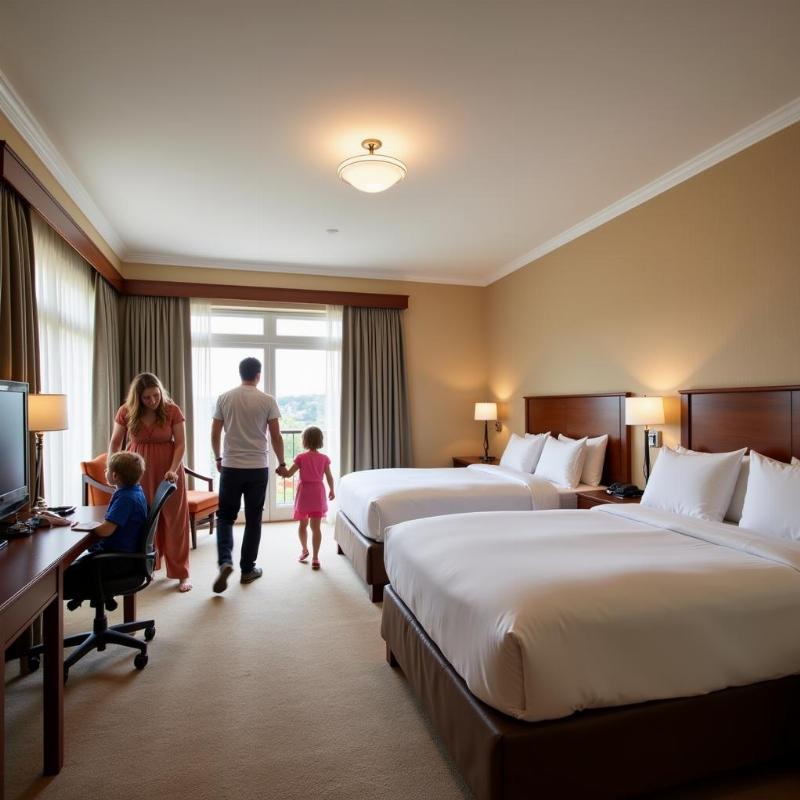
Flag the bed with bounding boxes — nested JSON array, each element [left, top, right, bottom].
[[381, 384, 800, 799], [335, 392, 631, 601]]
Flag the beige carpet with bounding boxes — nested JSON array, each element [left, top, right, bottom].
[[5, 523, 800, 800]]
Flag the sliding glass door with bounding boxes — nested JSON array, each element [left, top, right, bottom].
[[192, 306, 340, 522]]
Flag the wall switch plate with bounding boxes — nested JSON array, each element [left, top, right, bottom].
[[647, 430, 662, 448]]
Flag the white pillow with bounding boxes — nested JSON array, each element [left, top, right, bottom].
[[739, 452, 800, 540], [520, 431, 550, 471], [725, 456, 750, 523], [677, 446, 749, 523], [500, 433, 548, 473], [558, 433, 609, 487], [534, 436, 587, 489], [794, 457, 799, 466], [641, 446, 746, 521]]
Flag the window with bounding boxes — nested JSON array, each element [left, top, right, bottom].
[[191, 304, 341, 521]]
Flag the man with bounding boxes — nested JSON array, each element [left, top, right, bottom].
[[211, 356, 287, 592]]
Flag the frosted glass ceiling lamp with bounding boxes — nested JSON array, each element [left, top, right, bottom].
[[337, 139, 407, 193]]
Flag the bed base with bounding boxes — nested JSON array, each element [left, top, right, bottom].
[[381, 585, 800, 800], [333, 511, 387, 602]]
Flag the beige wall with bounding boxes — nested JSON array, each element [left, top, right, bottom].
[[0, 109, 121, 270], [487, 122, 800, 483], [124, 263, 488, 467]]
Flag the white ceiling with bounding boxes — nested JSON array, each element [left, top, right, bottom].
[[1, 0, 800, 286]]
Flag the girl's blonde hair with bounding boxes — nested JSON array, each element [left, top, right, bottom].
[[302, 426, 323, 450], [124, 372, 171, 435]]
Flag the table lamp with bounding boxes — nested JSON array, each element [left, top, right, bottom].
[[28, 393, 69, 511], [474, 402, 498, 463], [625, 396, 665, 483]]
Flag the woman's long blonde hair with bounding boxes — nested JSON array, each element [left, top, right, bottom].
[[124, 372, 171, 434]]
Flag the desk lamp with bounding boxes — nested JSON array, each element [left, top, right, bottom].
[[625, 396, 665, 483], [28, 393, 69, 511]]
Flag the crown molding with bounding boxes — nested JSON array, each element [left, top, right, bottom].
[[0, 68, 125, 256], [124, 252, 487, 287], [487, 95, 800, 286]]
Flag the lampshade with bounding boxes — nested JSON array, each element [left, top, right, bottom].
[[28, 393, 69, 432], [625, 396, 665, 427], [337, 139, 407, 193], [474, 402, 498, 422]]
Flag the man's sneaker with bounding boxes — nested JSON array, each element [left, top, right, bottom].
[[240, 567, 263, 584], [213, 563, 234, 593]]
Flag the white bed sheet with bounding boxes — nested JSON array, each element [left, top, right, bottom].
[[384, 504, 800, 722], [337, 463, 560, 542]]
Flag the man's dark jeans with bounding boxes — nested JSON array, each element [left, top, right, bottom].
[[216, 467, 269, 573]]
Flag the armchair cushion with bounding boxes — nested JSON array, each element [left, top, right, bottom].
[[187, 490, 219, 514]]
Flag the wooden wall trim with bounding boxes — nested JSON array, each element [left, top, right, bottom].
[[0, 141, 125, 292], [123, 279, 409, 309]]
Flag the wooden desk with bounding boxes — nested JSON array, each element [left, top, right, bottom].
[[0, 506, 105, 800]]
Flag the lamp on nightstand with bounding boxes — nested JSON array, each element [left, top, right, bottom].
[[625, 396, 664, 484], [474, 402, 498, 463]]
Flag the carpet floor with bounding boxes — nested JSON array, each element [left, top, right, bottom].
[[5, 522, 800, 800]]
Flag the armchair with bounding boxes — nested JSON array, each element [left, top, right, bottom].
[[28, 480, 176, 681]]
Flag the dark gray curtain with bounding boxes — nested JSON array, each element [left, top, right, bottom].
[[92, 273, 122, 455], [340, 306, 411, 473], [0, 184, 40, 496], [121, 295, 194, 465]]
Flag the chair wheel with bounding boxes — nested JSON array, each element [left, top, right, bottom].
[[144, 625, 156, 641], [27, 654, 41, 672], [134, 653, 149, 670]]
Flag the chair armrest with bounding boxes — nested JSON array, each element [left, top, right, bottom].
[[185, 465, 214, 491], [81, 473, 114, 506]]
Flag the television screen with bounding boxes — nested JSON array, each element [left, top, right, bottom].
[[0, 380, 29, 519]]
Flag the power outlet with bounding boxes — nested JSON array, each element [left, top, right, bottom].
[[647, 430, 662, 448]]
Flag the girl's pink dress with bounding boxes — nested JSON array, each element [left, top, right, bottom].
[[293, 450, 330, 520], [115, 403, 191, 580]]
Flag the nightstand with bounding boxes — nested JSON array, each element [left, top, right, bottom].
[[576, 489, 641, 510], [452, 456, 498, 468]]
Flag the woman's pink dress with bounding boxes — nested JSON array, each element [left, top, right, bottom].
[[115, 403, 191, 580], [293, 450, 330, 520]]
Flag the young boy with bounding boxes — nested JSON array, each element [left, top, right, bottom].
[[64, 451, 149, 599]]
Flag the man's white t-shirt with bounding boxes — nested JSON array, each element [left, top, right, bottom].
[[213, 385, 281, 469]]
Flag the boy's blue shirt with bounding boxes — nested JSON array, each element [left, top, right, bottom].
[[91, 484, 148, 553]]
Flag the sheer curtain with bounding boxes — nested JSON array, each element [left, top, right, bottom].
[[190, 300, 215, 483], [325, 305, 342, 519], [32, 213, 94, 506]]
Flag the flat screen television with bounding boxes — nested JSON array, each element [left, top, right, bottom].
[[0, 379, 29, 521]]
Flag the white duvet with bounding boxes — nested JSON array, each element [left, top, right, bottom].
[[384, 504, 800, 722], [337, 464, 560, 542]]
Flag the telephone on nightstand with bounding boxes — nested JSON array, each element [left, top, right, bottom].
[[607, 482, 644, 498]]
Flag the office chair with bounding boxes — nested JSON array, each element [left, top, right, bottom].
[[29, 480, 176, 682]]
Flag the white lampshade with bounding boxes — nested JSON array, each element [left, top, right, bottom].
[[28, 393, 69, 432], [474, 402, 498, 422], [625, 396, 665, 427], [337, 138, 407, 193]]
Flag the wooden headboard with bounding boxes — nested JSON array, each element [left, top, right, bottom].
[[680, 385, 800, 460], [524, 392, 631, 485]]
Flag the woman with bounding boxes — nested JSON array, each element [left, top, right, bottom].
[[109, 372, 192, 592]]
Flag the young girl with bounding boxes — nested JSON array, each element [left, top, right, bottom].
[[284, 426, 335, 570]]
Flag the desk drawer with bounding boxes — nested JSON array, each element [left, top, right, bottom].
[[1, 568, 57, 647]]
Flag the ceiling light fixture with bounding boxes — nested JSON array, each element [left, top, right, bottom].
[[337, 139, 407, 193]]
